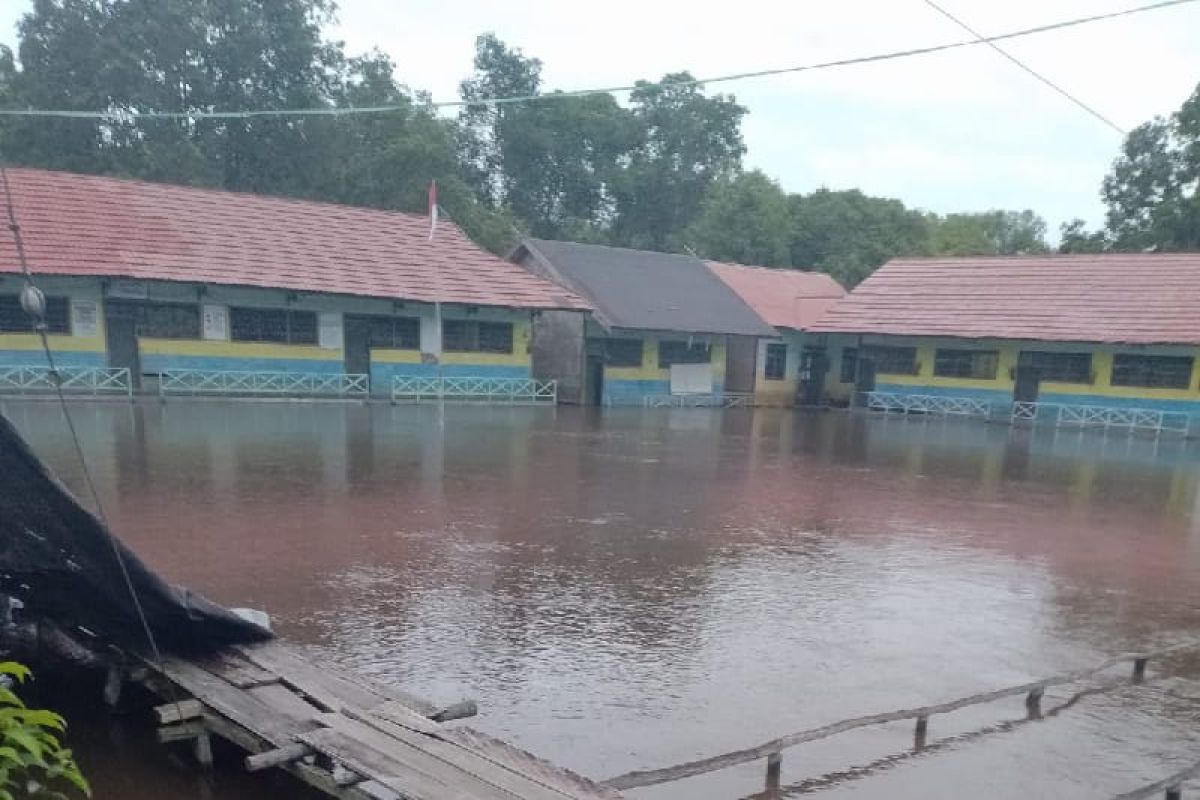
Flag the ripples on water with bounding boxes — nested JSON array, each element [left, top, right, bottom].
[[5, 400, 1200, 800]]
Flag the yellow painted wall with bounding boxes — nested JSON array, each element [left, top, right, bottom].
[[0, 331, 106, 354], [863, 336, 1200, 402], [138, 338, 337, 361], [603, 334, 726, 384]]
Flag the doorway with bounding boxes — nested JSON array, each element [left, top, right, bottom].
[[1013, 365, 1040, 404], [798, 347, 827, 405], [103, 302, 141, 389], [343, 315, 372, 377], [586, 356, 604, 406]]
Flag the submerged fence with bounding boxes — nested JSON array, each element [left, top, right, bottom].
[[602, 641, 1200, 797], [642, 392, 755, 408], [391, 376, 557, 404], [862, 391, 1194, 438], [159, 369, 369, 398], [0, 365, 132, 397]]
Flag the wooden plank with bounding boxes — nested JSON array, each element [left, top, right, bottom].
[[197, 650, 280, 689], [369, 700, 441, 735], [344, 709, 574, 800], [440, 728, 622, 800], [249, 682, 324, 723], [312, 713, 518, 799], [236, 641, 435, 716], [155, 698, 204, 724], [235, 642, 390, 712], [299, 727, 477, 800], [245, 743, 315, 772], [156, 656, 304, 747]]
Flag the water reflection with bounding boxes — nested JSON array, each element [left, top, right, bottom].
[[4, 399, 1200, 799]]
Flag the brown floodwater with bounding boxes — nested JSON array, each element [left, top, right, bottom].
[[4, 399, 1200, 800]]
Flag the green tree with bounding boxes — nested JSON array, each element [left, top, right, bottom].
[[687, 170, 791, 266], [609, 74, 746, 251], [1058, 218, 1108, 253], [788, 188, 931, 286], [458, 35, 635, 239], [929, 210, 1048, 256], [1101, 83, 1200, 250], [0, 662, 89, 799]]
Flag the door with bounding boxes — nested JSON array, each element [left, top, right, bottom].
[[343, 315, 372, 378], [1013, 365, 1040, 403], [723, 335, 757, 395], [104, 303, 141, 389], [798, 347, 827, 405], [586, 356, 604, 406]]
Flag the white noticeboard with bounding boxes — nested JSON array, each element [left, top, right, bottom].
[[670, 363, 713, 395], [202, 304, 228, 341], [318, 312, 343, 350], [71, 301, 99, 338]]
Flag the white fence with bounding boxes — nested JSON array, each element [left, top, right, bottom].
[[0, 365, 133, 397], [1011, 400, 1190, 436], [391, 376, 557, 404], [642, 393, 755, 408], [862, 391, 993, 418], [159, 369, 369, 398]]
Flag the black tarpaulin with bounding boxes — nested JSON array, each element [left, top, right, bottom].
[[0, 412, 271, 653]]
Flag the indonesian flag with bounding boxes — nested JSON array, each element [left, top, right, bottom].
[[428, 179, 438, 241]]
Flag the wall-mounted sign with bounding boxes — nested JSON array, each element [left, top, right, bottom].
[[107, 279, 148, 300], [202, 304, 228, 341], [71, 300, 98, 338], [318, 312, 343, 350]]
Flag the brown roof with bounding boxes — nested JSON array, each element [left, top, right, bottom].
[[0, 168, 587, 311], [810, 253, 1200, 345], [706, 261, 845, 331]]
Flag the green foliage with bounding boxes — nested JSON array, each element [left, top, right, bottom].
[[687, 170, 791, 266], [1058, 218, 1108, 253], [1101, 82, 1200, 250], [929, 210, 1048, 257], [0, 663, 89, 799], [788, 188, 932, 286]]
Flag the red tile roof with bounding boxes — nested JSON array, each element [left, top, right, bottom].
[[707, 261, 845, 331], [0, 168, 587, 310], [810, 253, 1200, 344]]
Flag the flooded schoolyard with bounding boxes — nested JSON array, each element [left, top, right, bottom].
[[5, 399, 1200, 799]]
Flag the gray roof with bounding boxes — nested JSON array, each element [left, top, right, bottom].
[[519, 238, 775, 337]]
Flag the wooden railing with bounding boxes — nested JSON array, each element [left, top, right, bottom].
[[602, 642, 1200, 796], [1115, 758, 1200, 800]]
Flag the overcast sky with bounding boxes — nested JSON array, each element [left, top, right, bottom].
[[0, 0, 1197, 236]]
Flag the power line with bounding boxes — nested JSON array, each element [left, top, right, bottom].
[[923, 0, 1126, 135], [0, 0, 1191, 121]]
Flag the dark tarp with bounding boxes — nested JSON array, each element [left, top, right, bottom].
[[0, 412, 271, 653]]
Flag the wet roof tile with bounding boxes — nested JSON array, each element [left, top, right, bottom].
[[706, 261, 846, 331], [0, 168, 589, 311], [810, 254, 1200, 345]]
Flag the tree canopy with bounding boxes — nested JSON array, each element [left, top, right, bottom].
[[0, 1, 1075, 286]]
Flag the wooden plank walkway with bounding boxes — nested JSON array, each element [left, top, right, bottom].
[[139, 639, 620, 800]]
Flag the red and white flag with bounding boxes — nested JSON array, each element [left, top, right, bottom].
[[428, 179, 438, 241]]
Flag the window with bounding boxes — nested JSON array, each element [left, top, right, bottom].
[[862, 346, 917, 376], [1111, 354, 1193, 389], [357, 315, 420, 350], [764, 343, 787, 380], [107, 300, 200, 340], [606, 338, 643, 367], [0, 293, 70, 334], [1018, 351, 1092, 384], [840, 347, 858, 383], [229, 307, 317, 344], [934, 349, 999, 380], [442, 320, 514, 354], [658, 340, 711, 368]]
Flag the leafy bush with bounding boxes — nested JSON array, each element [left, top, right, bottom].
[[0, 662, 89, 799]]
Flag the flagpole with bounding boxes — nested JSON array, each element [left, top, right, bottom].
[[428, 180, 445, 428]]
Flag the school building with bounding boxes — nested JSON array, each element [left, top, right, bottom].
[[511, 239, 775, 405], [707, 261, 846, 407], [809, 253, 1200, 422], [0, 168, 586, 397]]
